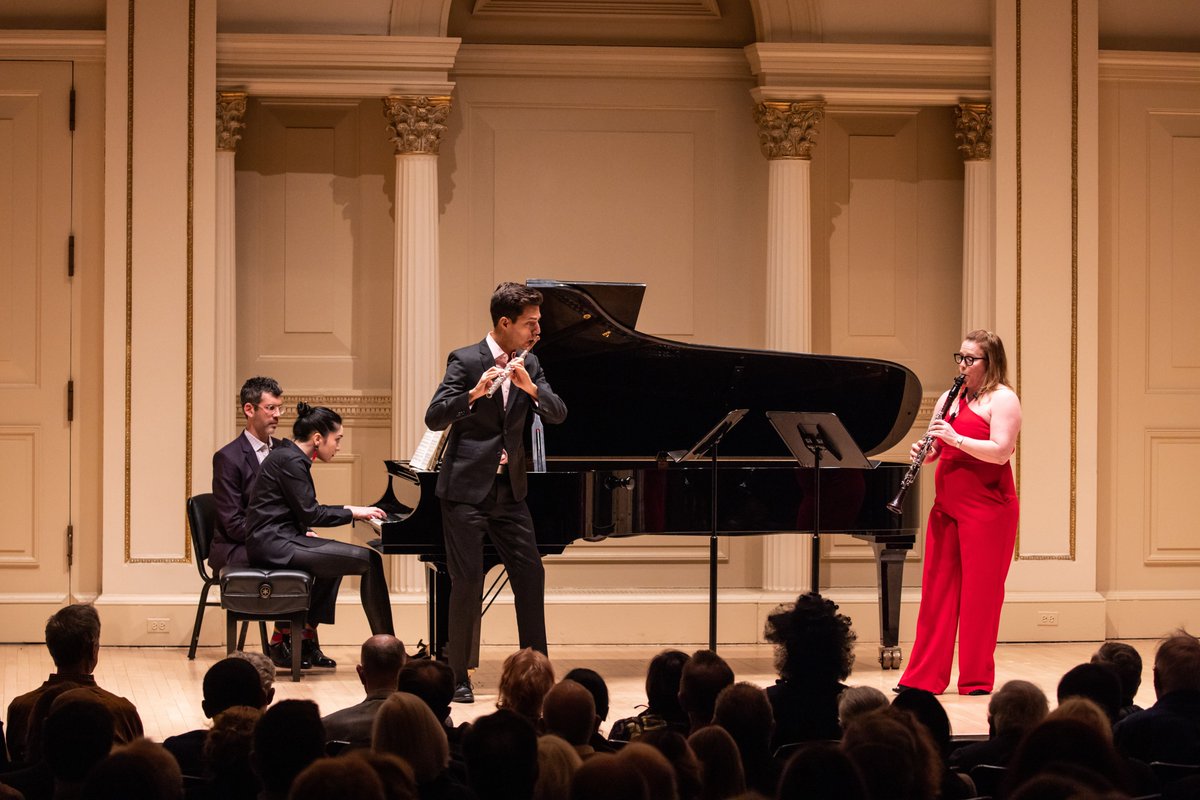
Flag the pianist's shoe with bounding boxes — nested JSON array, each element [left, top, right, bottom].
[[269, 637, 312, 670], [301, 635, 337, 668], [452, 680, 474, 704]]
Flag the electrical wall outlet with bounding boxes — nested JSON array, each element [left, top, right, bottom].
[[1037, 611, 1059, 626], [146, 618, 170, 634]]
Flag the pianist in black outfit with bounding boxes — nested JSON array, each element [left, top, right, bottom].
[[425, 282, 568, 703], [246, 403, 394, 667]]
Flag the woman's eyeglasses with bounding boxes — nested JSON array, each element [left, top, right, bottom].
[[953, 353, 988, 367]]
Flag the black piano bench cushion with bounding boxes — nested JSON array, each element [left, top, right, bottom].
[[219, 568, 312, 615]]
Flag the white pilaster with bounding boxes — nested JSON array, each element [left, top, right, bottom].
[[215, 91, 246, 443], [956, 103, 995, 333]]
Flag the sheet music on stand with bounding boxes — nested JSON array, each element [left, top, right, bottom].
[[409, 427, 450, 471]]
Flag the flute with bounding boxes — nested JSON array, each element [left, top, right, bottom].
[[485, 339, 537, 398], [886, 374, 966, 515]]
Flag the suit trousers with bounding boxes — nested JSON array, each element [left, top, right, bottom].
[[442, 474, 547, 683], [285, 539, 394, 636]]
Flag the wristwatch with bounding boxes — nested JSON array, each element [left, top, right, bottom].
[[955, 435, 964, 448]]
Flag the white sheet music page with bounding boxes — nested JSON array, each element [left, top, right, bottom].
[[409, 427, 449, 471]]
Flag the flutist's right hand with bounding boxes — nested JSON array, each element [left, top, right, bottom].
[[469, 366, 505, 404]]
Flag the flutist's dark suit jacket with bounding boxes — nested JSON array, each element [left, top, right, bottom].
[[425, 338, 567, 683], [425, 340, 567, 502]]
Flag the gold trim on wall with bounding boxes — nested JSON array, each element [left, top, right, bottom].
[[232, 393, 395, 429], [124, 0, 197, 564], [1014, 0, 1078, 561]]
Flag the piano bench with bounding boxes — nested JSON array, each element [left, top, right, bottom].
[[219, 567, 312, 682]]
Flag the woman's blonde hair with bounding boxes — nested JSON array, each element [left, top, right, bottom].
[[964, 329, 1011, 395], [497, 647, 556, 722], [371, 692, 449, 784]]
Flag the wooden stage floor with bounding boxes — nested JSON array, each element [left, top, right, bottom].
[[0, 640, 1161, 744]]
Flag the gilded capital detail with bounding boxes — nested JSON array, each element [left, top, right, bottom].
[[954, 103, 992, 161], [384, 96, 452, 155], [216, 92, 247, 152], [753, 101, 824, 160]]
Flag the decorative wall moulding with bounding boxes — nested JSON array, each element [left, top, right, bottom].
[[1099, 50, 1200, 81], [472, 0, 720, 20], [216, 33, 461, 97], [451, 44, 752, 80], [0, 30, 106, 61], [233, 393, 393, 427]]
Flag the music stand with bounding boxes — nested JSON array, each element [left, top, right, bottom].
[[660, 408, 748, 651], [766, 411, 871, 594]]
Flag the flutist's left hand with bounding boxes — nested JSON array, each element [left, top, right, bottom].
[[507, 356, 539, 401]]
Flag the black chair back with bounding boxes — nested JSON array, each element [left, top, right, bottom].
[[187, 493, 217, 582], [969, 764, 1007, 799]]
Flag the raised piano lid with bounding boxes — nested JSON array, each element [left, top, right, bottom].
[[528, 279, 923, 460]]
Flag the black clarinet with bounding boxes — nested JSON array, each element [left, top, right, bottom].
[[886, 374, 966, 515]]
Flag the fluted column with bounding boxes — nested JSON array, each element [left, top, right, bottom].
[[215, 92, 246, 442], [956, 103, 995, 333], [385, 94, 451, 593], [754, 100, 824, 593]]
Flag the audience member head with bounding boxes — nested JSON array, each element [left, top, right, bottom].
[[1005, 717, 1130, 796], [1046, 697, 1113, 742], [678, 650, 733, 730], [371, 692, 449, 785], [636, 729, 702, 800], [838, 685, 889, 729], [712, 683, 774, 762], [253, 700, 326, 797], [357, 635, 407, 693], [777, 740, 868, 800], [617, 742, 678, 800], [397, 658, 456, 724], [841, 706, 941, 800], [43, 692, 114, 784], [24, 680, 92, 763], [1006, 769, 1124, 800], [1056, 662, 1122, 722], [988, 680, 1049, 737], [764, 592, 856, 686], [497, 647, 556, 723], [349, 751, 418, 800], [569, 752, 648, 800], [533, 735, 582, 800], [45, 603, 101, 672], [1153, 629, 1200, 697], [687, 725, 745, 800], [542, 680, 598, 747], [890, 688, 952, 757], [1091, 641, 1143, 709], [202, 657, 266, 718], [463, 709, 540, 800], [229, 649, 277, 705], [205, 706, 261, 800], [82, 738, 183, 800], [564, 667, 610, 722], [289, 756, 386, 800], [645, 649, 690, 720]]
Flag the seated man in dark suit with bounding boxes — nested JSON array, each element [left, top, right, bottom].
[[1114, 629, 1200, 765], [321, 635, 407, 751]]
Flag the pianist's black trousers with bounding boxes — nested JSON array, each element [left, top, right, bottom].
[[442, 474, 547, 683], [285, 539, 394, 636]]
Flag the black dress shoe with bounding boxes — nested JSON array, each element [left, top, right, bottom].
[[966, 689, 991, 696], [892, 683, 913, 694], [408, 639, 430, 660], [269, 640, 311, 670], [452, 680, 474, 704], [301, 637, 337, 668]]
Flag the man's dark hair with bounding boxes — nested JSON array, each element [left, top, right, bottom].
[[564, 667, 609, 721], [44, 695, 115, 782], [646, 649, 690, 717], [239, 376, 282, 407], [764, 592, 856, 684], [82, 739, 183, 800], [292, 402, 342, 441], [45, 604, 101, 669], [252, 700, 325, 795], [679, 650, 734, 725], [988, 680, 1049, 737], [203, 658, 266, 717], [1153, 629, 1200, 696], [462, 709, 539, 799], [1057, 662, 1122, 721], [398, 659, 456, 721], [891, 688, 952, 755], [489, 282, 543, 326], [712, 683, 774, 759], [1091, 642, 1142, 707], [541, 680, 595, 747]]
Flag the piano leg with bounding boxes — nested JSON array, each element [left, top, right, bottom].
[[871, 540, 908, 670], [425, 562, 452, 662]]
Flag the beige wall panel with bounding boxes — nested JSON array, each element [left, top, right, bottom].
[[1144, 432, 1200, 563], [0, 430, 36, 564]]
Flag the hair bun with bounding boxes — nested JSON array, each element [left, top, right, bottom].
[[296, 401, 312, 417]]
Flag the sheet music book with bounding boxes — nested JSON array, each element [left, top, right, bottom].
[[409, 427, 450, 471]]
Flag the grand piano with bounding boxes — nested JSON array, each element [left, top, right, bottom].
[[371, 279, 924, 668]]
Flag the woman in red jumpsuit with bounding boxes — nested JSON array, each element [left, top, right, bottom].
[[897, 330, 1022, 696]]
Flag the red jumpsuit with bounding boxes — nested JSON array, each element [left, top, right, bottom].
[[899, 401, 1019, 694]]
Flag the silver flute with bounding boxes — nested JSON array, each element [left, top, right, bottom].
[[485, 339, 537, 398]]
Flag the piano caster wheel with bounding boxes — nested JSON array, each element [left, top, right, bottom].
[[878, 646, 903, 670]]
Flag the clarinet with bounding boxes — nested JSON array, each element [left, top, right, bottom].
[[886, 374, 966, 515], [485, 341, 536, 399]]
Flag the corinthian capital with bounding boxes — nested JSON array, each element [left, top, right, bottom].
[[216, 92, 247, 152], [954, 103, 992, 161], [383, 96, 452, 155], [753, 101, 824, 160]]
